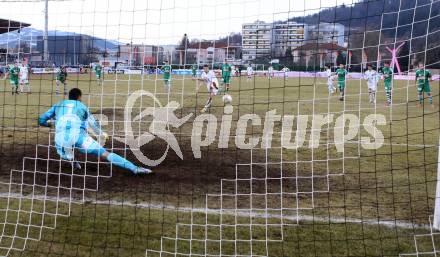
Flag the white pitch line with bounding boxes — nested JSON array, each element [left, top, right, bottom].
[[345, 141, 437, 148], [0, 192, 430, 230]]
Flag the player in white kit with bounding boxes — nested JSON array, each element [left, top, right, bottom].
[[364, 64, 379, 104], [282, 66, 290, 81], [325, 65, 336, 94], [267, 65, 274, 79], [19, 63, 31, 94], [246, 65, 254, 82], [193, 64, 220, 113]]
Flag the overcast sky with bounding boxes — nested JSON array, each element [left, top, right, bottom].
[[1, 0, 358, 44]]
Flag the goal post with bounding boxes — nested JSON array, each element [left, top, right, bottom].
[[433, 137, 440, 230]]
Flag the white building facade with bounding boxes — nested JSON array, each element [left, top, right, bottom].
[[242, 21, 272, 62], [242, 21, 345, 63], [271, 21, 305, 57]]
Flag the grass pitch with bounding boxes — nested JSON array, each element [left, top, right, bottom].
[[0, 73, 438, 256]]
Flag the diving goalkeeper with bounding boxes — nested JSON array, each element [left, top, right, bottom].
[[38, 88, 153, 175]]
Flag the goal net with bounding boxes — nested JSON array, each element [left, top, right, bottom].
[[0, 0, 439, 256]]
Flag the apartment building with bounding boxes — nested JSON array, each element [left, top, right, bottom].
[[272, 21, 305, 57], [242, 21, 272, 62]]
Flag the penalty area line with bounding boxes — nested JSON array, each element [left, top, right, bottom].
[[0, 192, 430, 230]]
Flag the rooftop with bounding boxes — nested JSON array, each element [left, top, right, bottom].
[[0, 19, 31, 34]]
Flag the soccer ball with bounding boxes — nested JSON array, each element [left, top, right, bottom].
[[222, 94, 233, 104]]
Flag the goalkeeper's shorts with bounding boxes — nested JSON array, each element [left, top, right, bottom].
[[55, 132, 106, 161]]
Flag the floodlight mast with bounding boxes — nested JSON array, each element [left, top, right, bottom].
[[43, 0, 49, 62]]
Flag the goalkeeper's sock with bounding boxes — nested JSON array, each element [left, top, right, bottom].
[[429, 95, 433, 104], [419, 94, 424, 104], [106, 153, 137, 173]]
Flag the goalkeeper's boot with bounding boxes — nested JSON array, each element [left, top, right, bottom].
[[200, 107, 208, 113], [135, 167, 154, 175]]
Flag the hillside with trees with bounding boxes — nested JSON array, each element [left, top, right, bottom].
[[292, 0, 440, 68]]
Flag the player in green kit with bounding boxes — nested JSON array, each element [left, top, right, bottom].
[[94, 63, 103, 86], [191, 64, 198, 78], [381, 62, 393, 106], [56, 66, 68, 96], [162, 61, 172, 93], [335, 63, 348, 101], [415, 63, 434, 107], [191, 64, 201, 92], [221, 59, 232, 93], [7, 63, 20, 95]]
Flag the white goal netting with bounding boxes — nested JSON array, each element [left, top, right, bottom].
[[0, 0, 438, 256]]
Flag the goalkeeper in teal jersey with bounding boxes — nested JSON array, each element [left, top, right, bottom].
[[381, 62, 393, 106], [221, 60, 232, 93], [162, 61, 172, 93], [415, 63, 434, 107], [335, 63, 349, 101], [39, 88, 153, 174], [7, 63, 20, 95], [94, 63, 103, 86]]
